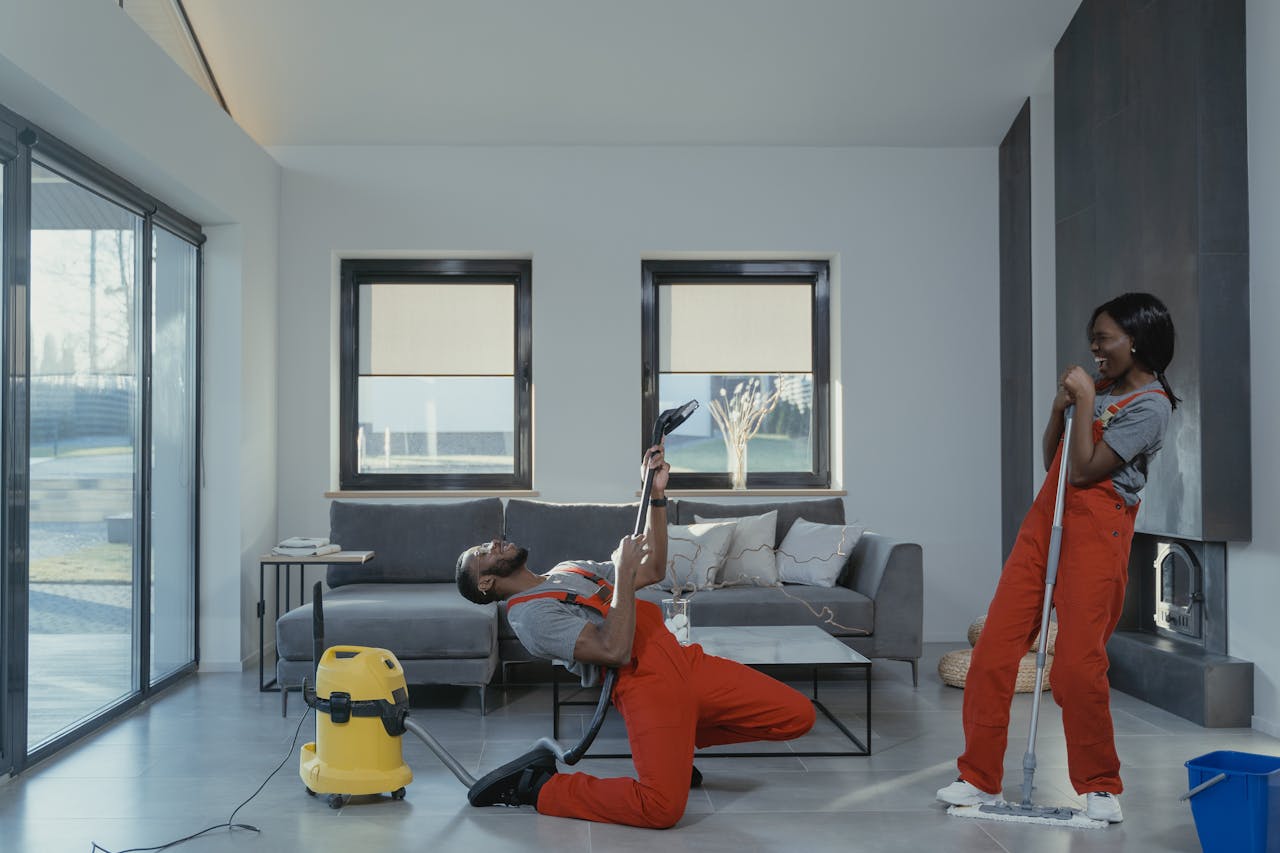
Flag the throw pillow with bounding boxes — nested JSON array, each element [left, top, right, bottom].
[[775, 518, 866, 587], [660, 521, 736, 592], [694, 511, 779, 587]]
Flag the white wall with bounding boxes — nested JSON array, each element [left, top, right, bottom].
[[0, 0, 281, 669], [272, 145, 1003, 642], [1236, 0, 1280, 737]]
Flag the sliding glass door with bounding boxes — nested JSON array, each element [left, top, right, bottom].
[[27, 162, 141, 748], [0, 102, 202, 772], [150, 227, 197, 683], [0, 119, 13, 779]]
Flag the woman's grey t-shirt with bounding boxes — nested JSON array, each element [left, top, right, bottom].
[[1093, 381, 1172, 505], [505, 560, 615, 687]]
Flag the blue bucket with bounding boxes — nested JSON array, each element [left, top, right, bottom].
[[1184, 751, 1280, 853]]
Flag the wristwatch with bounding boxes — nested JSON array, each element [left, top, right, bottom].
[[649, 496, 668, 507]]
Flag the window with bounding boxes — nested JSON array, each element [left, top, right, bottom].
[[339, 259, 532, 491], [641, 260, 830, 489]]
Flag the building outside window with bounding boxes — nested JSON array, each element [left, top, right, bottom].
[[641, 260, 830, 490], [339, 258, 532, 491]]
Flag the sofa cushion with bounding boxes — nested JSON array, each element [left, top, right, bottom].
[[326, 498, 504, 586], [504, 499, 641, 571], [674, 497, 845, 547], [636, 583, 873, 638], [276, 583, 496, 661], [660, 521, 736, 591], [695, 510, 779, 586], [776, 519, 866, 587]]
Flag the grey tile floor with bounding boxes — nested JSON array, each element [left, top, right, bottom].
[[1, 643, 1273, 852]]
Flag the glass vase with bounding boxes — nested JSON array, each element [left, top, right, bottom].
[[729, 440, 748, 490]]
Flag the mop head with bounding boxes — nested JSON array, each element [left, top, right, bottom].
[[947, 801, 1108, 829]]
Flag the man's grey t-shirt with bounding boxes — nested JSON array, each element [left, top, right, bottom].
[[505, 560, 616, 687], [1092, 381, 1172, 505]]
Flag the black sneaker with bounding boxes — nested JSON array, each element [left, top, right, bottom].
[[468, 747, 558, 807]]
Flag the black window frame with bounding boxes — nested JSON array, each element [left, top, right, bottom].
[[339, 258, 532, 491], [641, 259, 831, 490]]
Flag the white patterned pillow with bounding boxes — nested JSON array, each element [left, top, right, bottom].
[[659, 521, 736, 592], [775, 519, 865, 587], [694, 511, 779, 587]]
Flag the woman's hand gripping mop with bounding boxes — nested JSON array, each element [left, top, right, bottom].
[[948, 406, 1108, 830]]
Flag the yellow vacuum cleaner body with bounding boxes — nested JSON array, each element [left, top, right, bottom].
[[300, 645, 413, 800]]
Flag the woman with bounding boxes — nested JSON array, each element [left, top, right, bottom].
[[937, 292, 1178, 824]]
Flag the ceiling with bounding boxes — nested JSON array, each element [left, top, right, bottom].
[[177, 0, 1082, 149]]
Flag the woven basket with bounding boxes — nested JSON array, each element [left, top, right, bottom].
[[967, 614, 1058, 655], [938, 648, 1052, 692]]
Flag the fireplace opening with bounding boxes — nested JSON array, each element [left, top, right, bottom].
[[1153, 542, 1204, 643]]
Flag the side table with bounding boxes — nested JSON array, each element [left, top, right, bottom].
[[257, 550, 375, 693]]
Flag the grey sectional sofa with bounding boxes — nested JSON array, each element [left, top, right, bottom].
[[274, 496, 923, 711]]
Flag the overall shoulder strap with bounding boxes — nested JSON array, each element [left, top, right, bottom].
[[1098, 388, 1169, 428], [507, 588, 610, 617]]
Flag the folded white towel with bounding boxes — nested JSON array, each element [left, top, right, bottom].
[[278, 536, 329, 549], [272, 543, 342, 557]]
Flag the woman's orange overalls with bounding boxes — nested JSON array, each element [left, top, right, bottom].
[[958, 389, 1165, 796]]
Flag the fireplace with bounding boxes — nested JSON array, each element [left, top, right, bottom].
[[1049, 0, 1253, 730], [1153, 541, 1203, 643], [1106, 533, 1252, 727]]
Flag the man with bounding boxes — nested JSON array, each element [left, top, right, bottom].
[[455, 445, 815, 829]]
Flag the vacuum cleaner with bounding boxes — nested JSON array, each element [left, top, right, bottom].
[[298, 400, 699, 809]]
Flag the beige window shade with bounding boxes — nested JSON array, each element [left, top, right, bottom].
[[358, 282, 514, 376], [659, 283, 812, 373]]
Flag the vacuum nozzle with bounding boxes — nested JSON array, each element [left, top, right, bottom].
[[652, 399, 699, 445]]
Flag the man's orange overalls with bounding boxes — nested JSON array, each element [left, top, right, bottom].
[[512, 569, 815, 829], [958, 389, 1165, 796]]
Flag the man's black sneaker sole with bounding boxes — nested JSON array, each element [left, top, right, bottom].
[[468, 747, 557, 807]]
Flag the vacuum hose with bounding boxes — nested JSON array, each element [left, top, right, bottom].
[[404, 719, 477, 787]]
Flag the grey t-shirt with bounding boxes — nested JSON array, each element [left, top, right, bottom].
[[505, 560, 616, 687], [1093, 381, 1172, 505]]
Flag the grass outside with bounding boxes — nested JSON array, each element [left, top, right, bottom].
[[30, 444, 132, 460], [667, 434, 811, 473], [30, 543, 131, 583]]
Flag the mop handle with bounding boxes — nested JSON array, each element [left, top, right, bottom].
[[1021, 406, 1073, 805]]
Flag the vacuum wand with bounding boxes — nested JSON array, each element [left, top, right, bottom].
[[632, 400, 698, 535]]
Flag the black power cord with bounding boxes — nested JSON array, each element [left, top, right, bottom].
[[89, 706, 314, 853]]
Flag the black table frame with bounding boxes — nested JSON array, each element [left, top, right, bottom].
[[257, 560, 313, 693]]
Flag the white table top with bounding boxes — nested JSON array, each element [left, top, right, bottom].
[[689, 625, 870, 666], [258, 550, 375, 564]]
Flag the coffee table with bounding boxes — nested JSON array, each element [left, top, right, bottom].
[[552, 624, 871, 757]]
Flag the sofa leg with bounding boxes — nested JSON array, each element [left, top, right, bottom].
[[479, 685, 487, 716], [887, 657, 920, 688], [281, 686, 288, 718]]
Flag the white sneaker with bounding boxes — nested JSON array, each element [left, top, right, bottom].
[[936, 778, 1000, 807], [1085, 792, 1124, 823]]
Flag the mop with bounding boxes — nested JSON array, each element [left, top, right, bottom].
[[948, 407, 1107, 830]]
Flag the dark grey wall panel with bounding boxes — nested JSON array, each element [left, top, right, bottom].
[[1053, 0, 1250, 542], [999, 100, 1032, 559], [1055, 209, 1098, 367], [1197, 253, 1251, 540], [1054, 1, 1095, 222]]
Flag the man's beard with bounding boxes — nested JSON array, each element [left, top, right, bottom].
[[487, 547, 528, 578]]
